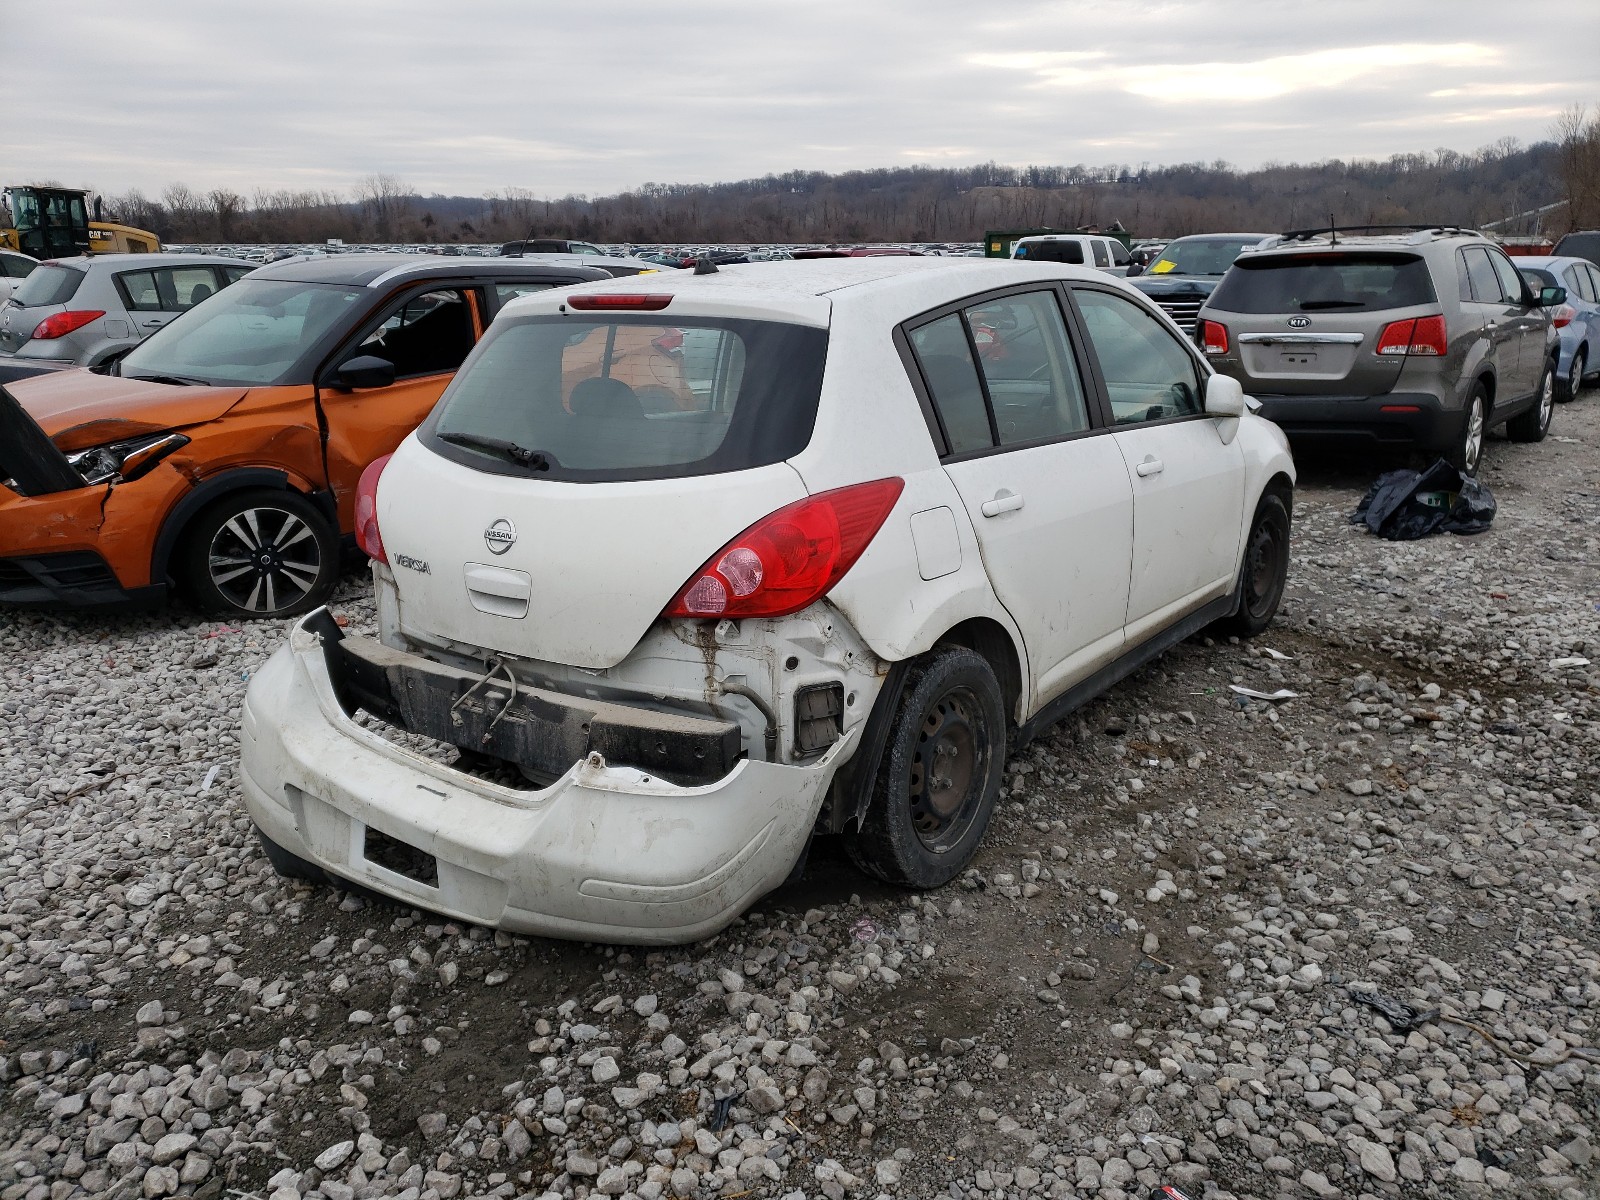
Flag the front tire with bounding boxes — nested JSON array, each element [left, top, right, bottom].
[[1217, 490, 1291, 637], [1507, 360, 1554, 443], [846, 647, 1006, 889], [180, 488, 340, 618]]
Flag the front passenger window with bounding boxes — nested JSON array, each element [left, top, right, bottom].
[[1075, 289, 1204, 424], [1488, 251, 1529, 306], [359, 289, 475, 378]]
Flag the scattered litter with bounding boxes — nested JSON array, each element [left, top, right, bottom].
[[1489, 591, 1508, 599], [1551, 435, 1581, 443], [1259, 647, 1293, 660], [1550, 657, 1591, 669], [1228, 685, 1299, 701], [1350, 988, 1439, 1033], [707, 1094, 734, 1131], [1153, 1188, 1196, 1200], [1350, 459, 1495, 540], [333, 613, 351, 627], [202, 626, 242, 639], [850, 917, 881, 943], [202, 765, 221, 791]]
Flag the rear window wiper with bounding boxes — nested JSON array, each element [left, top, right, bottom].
[[437, 431, 554, 470], [123, 372, 212, 386]]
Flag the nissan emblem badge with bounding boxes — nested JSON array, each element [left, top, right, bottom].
[[484, 518, 516, 555]]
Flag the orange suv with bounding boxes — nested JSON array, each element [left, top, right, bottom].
[[0, 254, 622, 617]]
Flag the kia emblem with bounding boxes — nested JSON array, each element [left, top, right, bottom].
[[1287, 316, 1311, 328], [484, 518, 517, 555]]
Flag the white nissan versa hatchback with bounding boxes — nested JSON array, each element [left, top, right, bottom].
[[240, 258, 1295, 943]]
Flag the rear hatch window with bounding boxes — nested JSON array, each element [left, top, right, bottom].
[[1209, 252, 1436, 313], [10, 264, 85, 308], [422, 315, 828, 481]]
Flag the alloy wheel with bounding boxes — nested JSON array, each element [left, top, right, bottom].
[[206, 506, 323, 614], [1463, 395, 1485, 474], [1539, 368, 1555, 429]]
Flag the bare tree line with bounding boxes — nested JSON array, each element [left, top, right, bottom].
[[75, 124, 1597, 247]]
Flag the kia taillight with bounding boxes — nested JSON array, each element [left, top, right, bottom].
[[1198, 319, 1229, 356], [32, 310, 106, 340], [1551, 304, 1575, 329], [1376, 314, 1446, 357], [567, 294, 672, 311], [666, 478, 905, 619], [354, 454, 392, 563]]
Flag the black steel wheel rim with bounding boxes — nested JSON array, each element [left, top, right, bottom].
[[1243, 515, 1285, 618], [207, 506, 321, 613], [906, 686, 988, 853]]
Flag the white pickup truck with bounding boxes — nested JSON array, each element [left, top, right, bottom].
[[1010, 233, 1131, 274]]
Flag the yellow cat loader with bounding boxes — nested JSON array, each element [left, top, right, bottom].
[[1, 185, 161, 259]]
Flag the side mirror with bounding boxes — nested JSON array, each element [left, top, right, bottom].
[[1125, 262, 1144, 277], [1539, 285, 1567, 308], [1206, 374, 1245, 444], [331, 355, 396, 390]]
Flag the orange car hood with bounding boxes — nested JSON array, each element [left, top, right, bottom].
[[7, 371, 250, 450]]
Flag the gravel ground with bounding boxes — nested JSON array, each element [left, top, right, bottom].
[[4, 391, 1599, 1200]]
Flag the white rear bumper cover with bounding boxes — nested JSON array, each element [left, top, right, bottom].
[[239, 617, 857, 944]]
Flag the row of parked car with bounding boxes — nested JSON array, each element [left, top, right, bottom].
[[0, 226, 1594, 942]]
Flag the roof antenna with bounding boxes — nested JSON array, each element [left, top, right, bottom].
[[1329, 213, 1337, 247], [694, 256, 719, 275], [511, 223, 533, 258]]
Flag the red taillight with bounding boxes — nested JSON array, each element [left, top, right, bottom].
[[1198, 319, 1229, 356], [567, 294, 672, 311], [1376, 314, 1446, 357], [665, 478, 905, 619], [32, 310, 106, 340], [1551, 304, 1575, 329], [354, 454, 392, 563]]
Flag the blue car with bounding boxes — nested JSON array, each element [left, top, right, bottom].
[[1518, 256, 1600, 401]]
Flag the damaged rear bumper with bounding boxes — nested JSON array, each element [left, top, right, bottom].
[[238, 610, 857, 944]]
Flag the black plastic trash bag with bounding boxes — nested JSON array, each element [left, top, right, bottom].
[[1350, 459, 1496, 540]]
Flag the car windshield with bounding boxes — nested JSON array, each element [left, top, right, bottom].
[[1146, 237, 1265, 277], [424, 314, 828, 482], [1207, 253, 1438, 313], [120, 279, 365, 386]]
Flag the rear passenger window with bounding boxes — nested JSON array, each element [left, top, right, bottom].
[[967, 292, 1089, 445], [117, 270, 163, 311], [910, 315, 993, 455], [1075, 288, 1204, 424], [1462, 249, 1503, 304]]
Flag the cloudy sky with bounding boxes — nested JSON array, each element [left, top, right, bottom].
[[12, 0, 1598, 200]]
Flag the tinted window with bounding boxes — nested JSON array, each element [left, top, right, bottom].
[[1110, 241, 1130, 266], [357, 290, 474, 378], [1091, 241, 1110, 268], [425, 316, 827, 482], [1488, 251, 1528, 305], [1587, 265, 1600, 303], [1462, 248, 1503, 304], [11, 264, 84, 307], [1075, 289, 1204, 424], [1, 255, 35, 280], [120, 278, 366, 386], [1209, 253, 1437, 313], [967, 292, 1089, 445], [1564, 264, 1596, 303], [1019, 240, 1084, 264], [910, 314, 993, 454]]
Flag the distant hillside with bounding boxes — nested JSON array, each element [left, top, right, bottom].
[[107, 139, 1567, 246]]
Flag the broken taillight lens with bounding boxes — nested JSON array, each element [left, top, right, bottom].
[[665, 478, 905, 619], [354, 454, 392, 563], [32, 310, 106, 340]]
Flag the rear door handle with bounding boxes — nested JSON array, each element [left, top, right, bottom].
[[980, 489, 1024, 517], [1136, 457, 1164, 477]]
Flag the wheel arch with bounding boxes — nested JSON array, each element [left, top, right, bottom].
[[150, 468, 333, 588]]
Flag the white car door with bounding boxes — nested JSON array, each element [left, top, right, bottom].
[[905, 289, 1135, 708], [1070, 285, 1245, 642]]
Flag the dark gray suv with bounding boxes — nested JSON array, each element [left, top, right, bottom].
[[1196, 227, 1565, 474]]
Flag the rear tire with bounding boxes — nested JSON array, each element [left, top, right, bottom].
[[845, 647, 1006, 889], [1447, 382, 1489, 476], [1558, 349, 1586, 402], [1216, 490, 1291, 637], [1507, 360, 1554, 443], [180, 488, 340, 618]]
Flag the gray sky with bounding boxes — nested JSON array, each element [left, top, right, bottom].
[[13, 0, 1598, 200]]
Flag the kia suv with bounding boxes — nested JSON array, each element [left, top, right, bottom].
[[0, 255, 617, 614], [240, 257, 1296, 943], [1196, 227, 1565, 474]]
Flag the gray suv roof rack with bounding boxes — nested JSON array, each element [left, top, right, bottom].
[[1277, 224, 1482, 242]]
